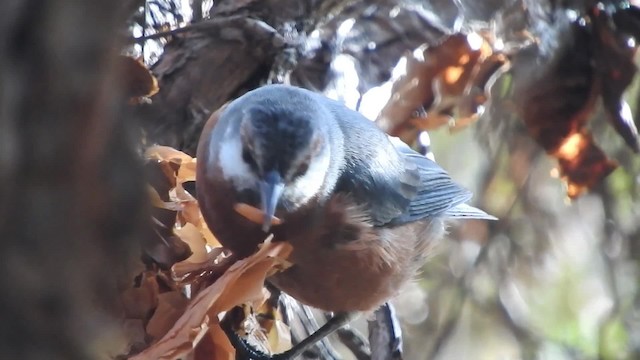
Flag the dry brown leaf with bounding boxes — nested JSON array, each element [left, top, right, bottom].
[[173, 182, 196, 202], [131, 239, 293, 360], [173, 183, 221, 248], [178, 199, 201, 224], [551, 132, 617, 198], [194, 213, 220, 248], [172, 248, 226, 281], [148, 185, 168, 208], [255, 296, 292, 354], [375, 32, 500, 145], [146, 291, 190, 342], [146, 145, 195, 164], [120, 272, 160, 320], [145, 145, 222, 267], [193, 320, 235, 360], [149, 187, 183, 212], [138, 145, 293, 358], [174, 223, 208, 263], [177, 160, 197, 183], [118, 56, 159, 101]]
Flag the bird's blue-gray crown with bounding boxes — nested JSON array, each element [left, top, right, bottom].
[[239, 105, 324, 182]]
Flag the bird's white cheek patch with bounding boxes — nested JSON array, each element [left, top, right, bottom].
[[285, 150, 330, 205], [216, 137, 256, 190]]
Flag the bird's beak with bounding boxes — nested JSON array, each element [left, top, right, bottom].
[[259, 170, 284, 232]]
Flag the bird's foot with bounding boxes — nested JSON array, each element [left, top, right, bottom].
[[222, 307, 359, 360]]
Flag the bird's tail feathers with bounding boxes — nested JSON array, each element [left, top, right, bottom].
[[444, 203, 498, 220]]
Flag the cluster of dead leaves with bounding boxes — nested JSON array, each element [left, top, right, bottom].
[[375, 32, 508, 143], [513, 4, 640, 198], [119, 146, 293, 360], [376, 4, 640, 198]]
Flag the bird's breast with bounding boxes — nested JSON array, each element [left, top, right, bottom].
[[198, 169, 443, 312], [268, 195, 443, 312]]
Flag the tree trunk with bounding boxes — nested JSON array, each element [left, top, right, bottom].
[[0, 1, 146, 359]]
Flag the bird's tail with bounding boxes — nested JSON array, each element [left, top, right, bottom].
[[444, 203, 498, 220]]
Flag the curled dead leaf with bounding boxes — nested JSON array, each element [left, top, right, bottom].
[[194, 321, 235, 360], [375, 32, 504, 145], [120, 272, 160, 320], [174, 223, 208, 263], [137, 145, 293, 359], [130, 238, 293, 360], [146, 145, 194, 163], [171, 247, 226, 282], [552, 132, 617, 198], [118, 56, 159, 102], [146, 292, 190, 342]]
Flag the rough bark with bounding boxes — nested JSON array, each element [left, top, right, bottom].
[[135, 0, 453, 155], [135, 0, 330, 155]]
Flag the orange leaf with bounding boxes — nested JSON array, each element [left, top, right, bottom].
[[118, 56, 159, 100]]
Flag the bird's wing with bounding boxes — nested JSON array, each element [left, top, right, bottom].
[[387, 137, 496, 225], [334, 134, 495, 226]]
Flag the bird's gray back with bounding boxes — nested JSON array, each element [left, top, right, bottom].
[[315, 95, 421, 225]]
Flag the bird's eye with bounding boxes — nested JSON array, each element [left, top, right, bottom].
[[242, 149, 257, 170]]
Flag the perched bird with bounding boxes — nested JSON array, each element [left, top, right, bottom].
[[196, 84, 495, 359]]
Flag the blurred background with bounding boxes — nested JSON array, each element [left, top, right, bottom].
[[126, 1, 640, 358], [1, 0, 639, 359]]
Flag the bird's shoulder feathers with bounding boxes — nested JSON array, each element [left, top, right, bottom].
[[320, 98, 494, 225]]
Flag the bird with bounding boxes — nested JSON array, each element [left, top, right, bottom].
[[196, 84, 495, 359]]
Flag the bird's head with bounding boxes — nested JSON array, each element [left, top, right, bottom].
[[217, 104, 331, 232]]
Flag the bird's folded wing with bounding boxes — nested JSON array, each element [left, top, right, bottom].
[[334, 136, 495, 227], [387, 137, 496, 225]]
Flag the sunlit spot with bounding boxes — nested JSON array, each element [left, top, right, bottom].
[[565, 9, 579, 21], [326, 54, 360, 110], [620, 101, 633, 122], [444, 66, 464, 84], [418, 131, 431, 147], [359, 54, 412, 120], [627, 36, 636, 48], [391, 56, 408, 79], [389, 6, 401, 18], [555, 132, 587, 160], [466, 32, 484, 51], [337, 18, 356, 39], [412, 47, 425, 62], [359, 81, 394, 120], [566, 183, 582, 199]]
